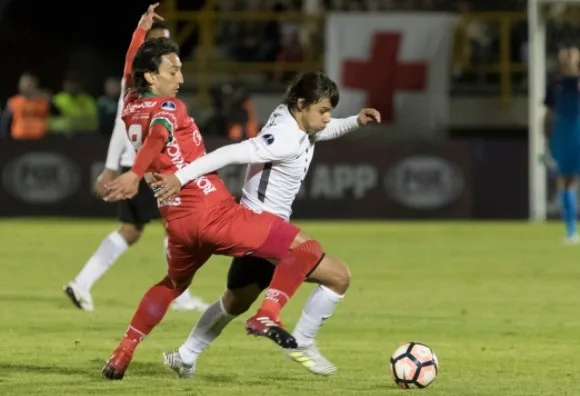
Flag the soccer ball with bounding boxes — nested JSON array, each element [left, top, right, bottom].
[[389, 342, 439, 389]]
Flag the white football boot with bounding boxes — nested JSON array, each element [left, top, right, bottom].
[[63, 281, 94, 311], [163, 350, 196, 379], [284, 343, 337, 376]]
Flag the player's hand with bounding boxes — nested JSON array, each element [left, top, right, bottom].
[[143, 172, 159, 187], [103, 171, 140, 202], [357, 108, 381, 126], [138, 3, 164, 31], [150, 173, 182, 203], [94, 168, 117, 199]]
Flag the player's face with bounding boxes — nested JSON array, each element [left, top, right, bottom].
[[18, 74, 37, 95], [146, 28, 170, 40], [302, 98, 333, 133], [149, 53, 183, 97], [559, 48, 580, 70], [569, 48, 580, 66]]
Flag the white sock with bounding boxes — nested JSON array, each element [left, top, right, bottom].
[[74, 231, 128, 291], [178, 298, 235, 365], [293, 285, 344, 347]]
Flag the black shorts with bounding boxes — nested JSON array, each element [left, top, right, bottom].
[[226, 253, 326, 291], [117, 167, 160, 226], [227, 255, 275, 291]]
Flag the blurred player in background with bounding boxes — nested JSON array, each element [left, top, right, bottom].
[[152, 72, 381, 378], [101, 5, 327, 380], [63, 19, 208, 312], [544, 45, 580, 243]]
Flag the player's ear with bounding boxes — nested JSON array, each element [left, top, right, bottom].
[[144, 72, 156, 86], [296, 98, 305, 111]]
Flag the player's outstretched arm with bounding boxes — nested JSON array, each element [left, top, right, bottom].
[[313, 108, 381, 142], [175, 130, 300, 185], [174, 143, 253, 185], [149, 142, 255, 202], [123, 3, 164, 86], [151, 130, 300, 202]]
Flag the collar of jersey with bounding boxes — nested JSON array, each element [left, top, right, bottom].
[[140, 92, 158, 98]]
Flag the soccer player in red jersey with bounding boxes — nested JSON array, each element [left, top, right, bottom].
[[101, 4, 325, 380]]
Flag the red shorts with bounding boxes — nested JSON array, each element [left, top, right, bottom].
[[163, 198, 299, 284]]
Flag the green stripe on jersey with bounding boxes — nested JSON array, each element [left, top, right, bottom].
[[151, 117, 174, 143]]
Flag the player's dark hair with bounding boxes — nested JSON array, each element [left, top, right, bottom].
[[132, 37, 180, 94], [147, 20, 170, 38], [283, 72, 339, 110]]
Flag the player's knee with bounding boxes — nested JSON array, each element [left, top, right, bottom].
[[290, 230, 314, 249], [291, 239, 324, 268], [118, 223, 144, 245], [163, 273, 193, 293], [308, 256, 351, 295], [290, 229, 323, 256], [221, 285, 261, 316]]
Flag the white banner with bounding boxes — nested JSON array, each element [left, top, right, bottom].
[[325, 13, 458, 137]]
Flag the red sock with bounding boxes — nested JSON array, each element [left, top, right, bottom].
[[258, 240, 323, 320], [121, 277, 182, 348]]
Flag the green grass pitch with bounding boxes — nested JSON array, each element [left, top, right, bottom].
[[0, 219, 579, 395]]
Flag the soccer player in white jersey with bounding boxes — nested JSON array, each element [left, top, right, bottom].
[[63, 21, 207, 313], [150, 72, 380, 377]]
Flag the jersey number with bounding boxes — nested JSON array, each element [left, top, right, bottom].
[[128, 124, 142, 150]]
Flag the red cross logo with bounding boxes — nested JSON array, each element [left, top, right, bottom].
[[341, 33, 427, 122]]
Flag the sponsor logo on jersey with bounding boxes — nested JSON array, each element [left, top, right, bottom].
[[165, 139, 217, 196], [261, 134, 275, 145], [166, 139, 187, 170], [161, 101, 176, 111], [125, 101, 156, 114]]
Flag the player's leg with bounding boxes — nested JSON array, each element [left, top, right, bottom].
[[558, 175, 578, 242], [211, 252, 351, 375], [246, 226, 325, 345], [207, 203, 322, 347], [164, 256, 267, 378], [64, 170, 154, 310], [168, 251, 350, 377], [102, 217, 211, 380], [165, 204, 333, 359], [284, 255, 351, 375], [132, 175, 207, 311], [63, 214, 143, 311], [551, 143, 579, 242], [166, 234, 209, 312]]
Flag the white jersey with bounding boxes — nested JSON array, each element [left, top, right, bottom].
[[104, 80, 135, 171], [240, 105, 359, 220], [174, 104, 359, 220]]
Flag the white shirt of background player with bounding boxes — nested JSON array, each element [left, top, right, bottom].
[[175, 104, 361, 221], [104, 80, 136, 171]]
